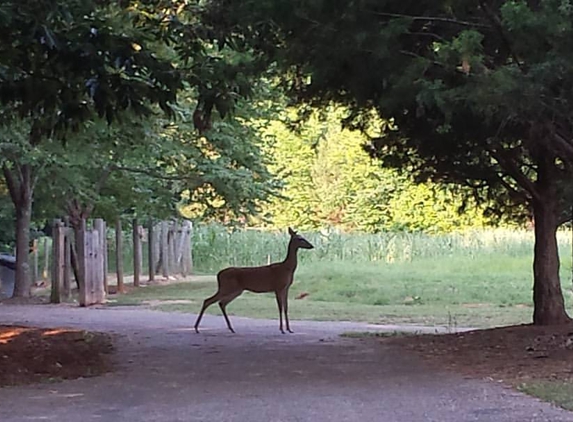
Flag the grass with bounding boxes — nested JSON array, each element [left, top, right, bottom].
[[111, 255, 572, 328], [108, 226, 573, 327], [518, 381, 573, 412]]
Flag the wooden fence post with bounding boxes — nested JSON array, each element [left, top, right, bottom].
[[167, 221, 176, 276], [161, 221, 169, 279], [94, 219, 108, 294], [115, 218, 124, 293], [148, 219, 155, 283], [77, 219, 87, 306], [180, 221, 193, 277], [43, 237, 49, 280], [31, 239, 38, 283], [133, 218, 141, 287], [63, 227, 72, 299], [93, 228, 105, 304], [50, 220, 65, 304]]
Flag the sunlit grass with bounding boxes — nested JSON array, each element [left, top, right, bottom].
[[109, 226, 573, 328]]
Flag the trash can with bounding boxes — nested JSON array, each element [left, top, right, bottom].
[[0, 254, 16, 299]]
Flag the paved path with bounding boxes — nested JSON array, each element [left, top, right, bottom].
[[0, 304, 572, 422]]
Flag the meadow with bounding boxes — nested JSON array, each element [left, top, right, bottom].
[[111, 225, 573, 329]]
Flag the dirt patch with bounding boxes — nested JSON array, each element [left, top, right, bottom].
[[0, 325, 114, 387], [388, 323, 573, 384]]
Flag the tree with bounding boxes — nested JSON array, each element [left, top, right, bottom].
[[0, 0, 185, 296], [262, 107, 490, 232], [0, 0, 268, 296], [207, 0, 573, 324]]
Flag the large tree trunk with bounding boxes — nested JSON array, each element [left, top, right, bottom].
[[531, 192, 571, 325], [8, 165, 33, 297]]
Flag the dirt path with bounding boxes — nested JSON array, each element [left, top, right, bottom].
[[0, 304, 572, 422]]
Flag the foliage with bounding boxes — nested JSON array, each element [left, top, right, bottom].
[[204, 0, 573, 324], [0, 0, 279, 295], [261, 108, 491, 233], [189, 224, 573, 271]]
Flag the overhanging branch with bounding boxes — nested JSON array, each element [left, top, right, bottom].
[[486, 146, 542, 203], [110, 164, 203, 186], [367, 11, 489, 28], [2, 164, 20, 205]]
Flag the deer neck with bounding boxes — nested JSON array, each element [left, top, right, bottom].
[[282, 241, 299, 271]]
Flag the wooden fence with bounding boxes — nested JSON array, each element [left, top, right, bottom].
[[46, 218, 193, 306]]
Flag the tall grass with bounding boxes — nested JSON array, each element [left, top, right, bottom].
[[191, 224, 573, 274]]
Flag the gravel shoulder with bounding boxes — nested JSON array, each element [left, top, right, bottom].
[[0, 304, 572, 422]]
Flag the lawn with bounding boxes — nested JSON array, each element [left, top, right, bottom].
[[111, 252, 573, 329]]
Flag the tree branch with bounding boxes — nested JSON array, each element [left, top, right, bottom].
[[110, 164, 203, 185], [94, 165, 114, 195], [2, 164, 19, 205], [477, 0, 523, 69], [486, 146, 542, 203], [367, 11, 489, 28]]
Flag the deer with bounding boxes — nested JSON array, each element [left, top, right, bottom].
[[194, 227, 314, 334]]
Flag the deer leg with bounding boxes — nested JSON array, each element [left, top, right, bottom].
[[219, 290, 243, 334], [283, 289, 293, 333], [275, 290, 285, 334], [194, 292, 222, 333]]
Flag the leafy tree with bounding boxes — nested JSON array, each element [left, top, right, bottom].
[[0, 0, 183, 296], [262, 107, 490, 233], [0, 0, 267, 296], [207, 0, 573, 324]]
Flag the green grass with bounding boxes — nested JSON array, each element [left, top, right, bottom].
[[518, 381, 573, 411], [111, 254, 572, 328], [108, 226, 573, 328]]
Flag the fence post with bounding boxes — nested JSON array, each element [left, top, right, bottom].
[[115, 218, 124, 293], [50, 219, 65, 304], [94, 219, 108, 294], [168, 221, 177, 276], [133, 218, 141, 287], [161, 221, 169, 279], [43, 237, 49, 280], [93, 228, 105, 304], [148, 219, 155, 283], [31, 239, 38, 283], [63, 227, 72, 299], [77, 219, 87, 306], [179, 221, 192, 277]]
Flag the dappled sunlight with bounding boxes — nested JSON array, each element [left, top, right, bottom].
[[42, 329, 71, 337], [0, 328, 29, 344]]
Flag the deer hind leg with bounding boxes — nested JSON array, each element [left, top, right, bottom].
[[283, 288, 293, 333], [219, 290, 243, 333], [275, 290, 285, 334], [194, 291, 224, 333]]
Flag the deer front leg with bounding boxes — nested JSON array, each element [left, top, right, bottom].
[[283, 288, 293, 333], [274, 290, 285, 334], [219, 290, 243, 334]]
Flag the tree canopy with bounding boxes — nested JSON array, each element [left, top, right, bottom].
[[204, 0, 573, 325]]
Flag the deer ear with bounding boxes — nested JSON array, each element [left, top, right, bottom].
[[288, 227, 296, 236]]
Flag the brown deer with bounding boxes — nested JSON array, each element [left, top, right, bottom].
[[194, 227, 314, 334]]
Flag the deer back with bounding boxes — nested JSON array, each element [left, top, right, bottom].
[[218, 262, 294, 294]]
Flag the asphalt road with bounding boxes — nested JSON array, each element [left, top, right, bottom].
[[0, 304, 572, 422]]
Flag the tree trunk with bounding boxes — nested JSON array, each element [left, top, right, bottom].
[[12, 166, 33, 297], [532, 200, 571, 325]]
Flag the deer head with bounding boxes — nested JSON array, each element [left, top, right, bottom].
[[288, 227, 314, 249]]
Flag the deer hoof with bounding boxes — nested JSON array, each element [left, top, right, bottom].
[[287, 329, 294, 334]]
